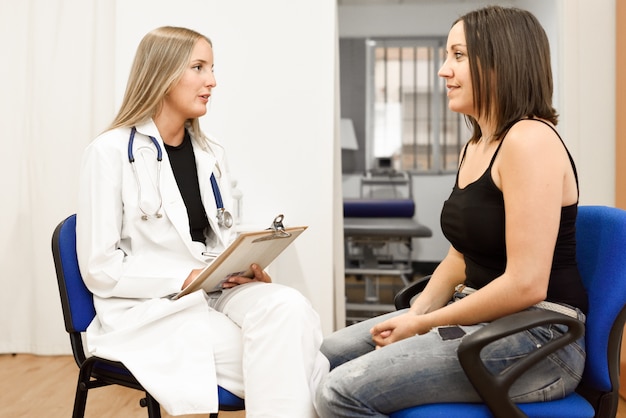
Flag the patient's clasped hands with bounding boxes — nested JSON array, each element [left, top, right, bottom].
[[370, 311, 427, 348]]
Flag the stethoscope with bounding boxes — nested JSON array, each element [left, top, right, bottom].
[[128, 127, 233, 228]]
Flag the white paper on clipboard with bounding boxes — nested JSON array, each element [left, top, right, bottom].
[[172, 220, 307, 299]]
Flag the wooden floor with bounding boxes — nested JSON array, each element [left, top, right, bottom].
[[0, 354, 244, 418], [3, 353, 626, 418]]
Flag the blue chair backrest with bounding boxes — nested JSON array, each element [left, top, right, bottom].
[[54, 214, 96, 333], [575, 205, 626, 392]]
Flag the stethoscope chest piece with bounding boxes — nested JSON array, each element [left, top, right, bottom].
[[211, 173, 232, 229], [217, 208, 233, 229]]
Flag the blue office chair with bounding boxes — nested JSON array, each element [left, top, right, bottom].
[[52, 214, 245, 418], [391, 205, 626, 418]]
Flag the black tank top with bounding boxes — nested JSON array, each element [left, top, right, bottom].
[[440, 119, 588, 312], [164, 130, 210, 243]]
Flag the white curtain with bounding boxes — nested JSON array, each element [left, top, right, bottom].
[[0, 0, 115, 354]]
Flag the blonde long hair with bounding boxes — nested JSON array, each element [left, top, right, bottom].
[[108, 26, 212, 140]]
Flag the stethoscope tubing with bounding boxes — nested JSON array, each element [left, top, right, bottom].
[[128, 126, 162, 162], [128, 126, 232, 227]]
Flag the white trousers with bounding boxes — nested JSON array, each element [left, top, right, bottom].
[[208, 282, 329, 418]]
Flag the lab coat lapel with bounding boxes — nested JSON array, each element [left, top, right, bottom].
[[192, 139, 228, 249]]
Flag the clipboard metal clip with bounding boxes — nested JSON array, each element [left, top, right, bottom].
[[271, 214, 286, 232], [253, 214, 292, 242]]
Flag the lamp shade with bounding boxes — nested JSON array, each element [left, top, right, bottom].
[[340, 118, 359, 150]]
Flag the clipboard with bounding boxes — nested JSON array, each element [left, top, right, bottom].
[[172, 215, 307, 299]]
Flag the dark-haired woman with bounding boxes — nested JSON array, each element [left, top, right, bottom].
[[316, 6, 587, 417]]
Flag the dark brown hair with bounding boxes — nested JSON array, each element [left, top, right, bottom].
[[456, 6, 558, 143]]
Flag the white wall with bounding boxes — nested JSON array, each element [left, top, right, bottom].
[[339, 0, 616, 264], [557, 0, 615, 207]]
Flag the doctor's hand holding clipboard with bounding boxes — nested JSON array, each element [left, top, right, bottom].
[[183, 262, 270, 290]]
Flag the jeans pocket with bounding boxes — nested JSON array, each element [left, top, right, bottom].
[[510, 376, 565, 403]]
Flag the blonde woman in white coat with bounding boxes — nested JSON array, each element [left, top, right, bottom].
[[76, 26, 329, 417]]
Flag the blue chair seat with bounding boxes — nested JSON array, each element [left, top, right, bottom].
[[391, 393, 595, 418]]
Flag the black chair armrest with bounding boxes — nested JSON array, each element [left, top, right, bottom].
[[394, 278, 585, 417], [394, 275, 432, 309], [457, 309, 585, 418]]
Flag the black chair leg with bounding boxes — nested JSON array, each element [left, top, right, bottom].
[[141, 393, 162, 418], [72, 381, 88, 418], [209, 414, 219, 418], [72, 368, 92, 418]]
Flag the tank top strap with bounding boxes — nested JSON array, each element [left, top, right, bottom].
[[485, 118, 578, 191], [525, 117, 580, 192], [487, 135, 507, 169], [456, 130, 509, 186], [455, 142, 470, 186]]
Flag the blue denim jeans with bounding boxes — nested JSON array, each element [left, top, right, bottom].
[[315, 307, 585, 418]]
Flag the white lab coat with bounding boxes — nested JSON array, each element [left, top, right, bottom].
[[76, 119, 238, 414]]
